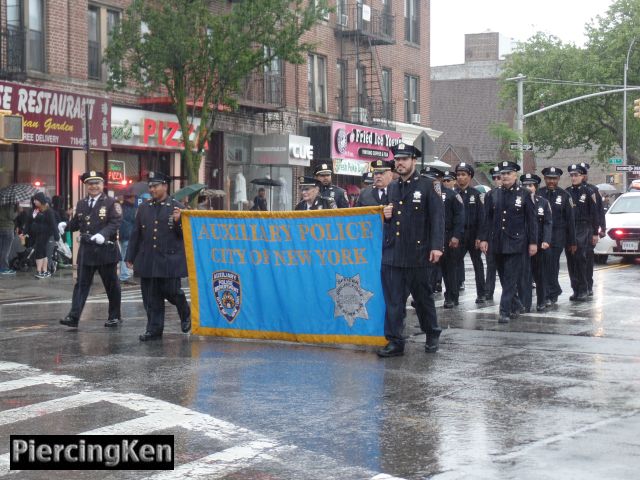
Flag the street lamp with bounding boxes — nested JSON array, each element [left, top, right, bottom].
[[623, 37, 638, 190]]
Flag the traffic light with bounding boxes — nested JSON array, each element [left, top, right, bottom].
[[0, 110, 23, 142], [634, 98, 640, 118]]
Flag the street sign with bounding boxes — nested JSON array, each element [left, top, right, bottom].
[[608, 157, 623, 165], [615, 165, 640, 172], [509, 142, 519, 150], [509, 142, 534, 151]]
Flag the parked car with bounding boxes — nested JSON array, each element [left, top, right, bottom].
[[594, 191, 640, 264]]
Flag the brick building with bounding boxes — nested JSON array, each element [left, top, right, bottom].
[[0, 0, 438, 210]]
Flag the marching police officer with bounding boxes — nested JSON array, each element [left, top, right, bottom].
[[357, 160, 393, 206], [125, 171, 191, 341], [59, 171, 123, 328], [565, 164, 599, 302], [295, 176, 337, 210], [539, 167, 577, 304], [378, 144, 445, 357], [519, 173, 552, 312], [579, 162, 606, 296], [480, 161, 538, 323], [314, 163, 349, 208], [484, 165, 502, 301], [454, 162, 486, 304], [422, 167, 465, 308]]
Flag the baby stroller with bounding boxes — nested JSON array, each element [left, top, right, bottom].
[[48, 238, 72, 274], [10, 245, 36, 272]]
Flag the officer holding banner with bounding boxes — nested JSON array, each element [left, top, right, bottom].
[[377, 143, 445, 357], [125, 171, 191, 341]]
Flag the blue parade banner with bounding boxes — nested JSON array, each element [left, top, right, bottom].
[[182, 208, 386, 346]]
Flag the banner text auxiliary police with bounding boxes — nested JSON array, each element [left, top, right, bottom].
[[197, 218, 373, 266]]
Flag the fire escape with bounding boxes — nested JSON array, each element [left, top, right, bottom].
[[335, 2, 395, 128]]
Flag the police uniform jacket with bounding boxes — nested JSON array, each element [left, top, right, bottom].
[[356, 186, 388, 206], [125, 196, 187, 278], [382, 172, 445, 267], [67, 193, 122, 266], [568, 184, 599, 236], [442, 187, 465, 242], [319, 184, 349, 208], [584, 182, 606, 232], [538, 186, 577, 247], [480, 184, 538, 254], [531, 195, 553, 246], [455, 186, 484, 242], [294, 197, 336, 210]]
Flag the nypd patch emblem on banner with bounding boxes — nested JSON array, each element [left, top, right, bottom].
[[213, 271, 242, 323]]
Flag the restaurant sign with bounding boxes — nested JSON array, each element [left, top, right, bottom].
[[333, 158, 370, 177], [0, 80, 111, 150], [331, 121, 402, 163]]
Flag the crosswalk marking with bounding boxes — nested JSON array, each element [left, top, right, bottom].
[[0, 361, 406, 479]]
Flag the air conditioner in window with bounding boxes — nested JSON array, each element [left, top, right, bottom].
[[340, 14, 348, 26], [411, 113, 421, 124], [350, 107, 368, 124]]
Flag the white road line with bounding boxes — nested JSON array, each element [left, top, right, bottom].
[[148, 440, 292, 480], [0, 373, 79, 392], [0, 361, 38, 373], [0, 391, 99, 426]]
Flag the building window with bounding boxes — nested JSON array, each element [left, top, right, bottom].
[[404, 0, 420, 44], [336, 60, 347, 118], [336, 0, 347, 25], [28, 0, 44, 71], [382, 68, 391, 119], [263, 46, 282, 105], [308, 54, 326, 114], [88, 6, 101, 80], [404, 74, 419, 123]]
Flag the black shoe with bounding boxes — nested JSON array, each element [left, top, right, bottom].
[[60, 316, 78, 328], [498, 315, 510, 324], [570, 293, 587, 302], [434, 282, 442, 293], [181, 316, 191, 333], [475, 297, 486, 305], [587, 289, 593, 297], [443, 300, 455, 309], [510, 310, 520, 320], [425, 332, 441, 353], [485, 294, 494, 302], [104, 318, 121, 328], [139, 332, 162, 342], [536, 304, 546, 312], [459, 282, 465, 291], [545, 299, 552, 307], [376, 343, 404, 358], [549, 296, 558, 304]]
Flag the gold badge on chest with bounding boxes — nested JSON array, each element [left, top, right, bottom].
[[98, 206, 107, 219]]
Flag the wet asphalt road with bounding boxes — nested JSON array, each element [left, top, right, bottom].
[[0, 257, 638, 479]]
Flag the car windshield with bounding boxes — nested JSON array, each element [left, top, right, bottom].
[[609, 196, 640, 214]]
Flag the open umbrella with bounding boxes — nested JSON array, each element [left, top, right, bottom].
[[201, 189, 226, 198], [596, 183, 619, 194], [474, 185, 491, 194], [173, 183, 206, 201], [250, 178, 283, 187], [0, 184, 39, 206], [125, 181, 150, 196]]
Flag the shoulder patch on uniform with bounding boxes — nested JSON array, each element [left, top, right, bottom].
[[456, 193, 463, 204], [114, 203, 122, 215], [433, 182, 441, 196]]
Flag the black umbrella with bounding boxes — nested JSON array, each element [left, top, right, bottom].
[[0, 184, 39, 206], [250, 178, 282, 187], [125, 181, 150, 196]]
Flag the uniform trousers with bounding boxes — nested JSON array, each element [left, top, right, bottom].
[[457, 239, 486, 297], [69, 263, 121, 321], [140, 277, 190, 335], [441, 244, 460, 303], [485, 242, 497, 298], [566, 223, 590, 296], [545, 246, 564, 300], [381, 265, 440, 346], [585, 243, 595, 290], [519, 250, 547, 311], [495, 252, 524, 316]]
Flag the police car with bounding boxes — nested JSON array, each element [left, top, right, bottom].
[[594, 191, 640, 263]]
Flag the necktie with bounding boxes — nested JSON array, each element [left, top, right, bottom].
[[89, 198, 96, 209], [380, 189, 388, 204]]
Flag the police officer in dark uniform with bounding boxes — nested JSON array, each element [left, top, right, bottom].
[[422, 166, 465, 309], [480, 161, 538, 323], [357, 160, 393, 206], [539, 167, 577, 304], [377, 144, 445, 357], [295, 176, 337, 210], [125, 171, 191, 341], [484, 165, 502, 301], [314, 163, 349, 208], [361, 171, 374, 188], [59, 171, 123, 328], [454, 162, 486, 304], [565, 164, 599, 302], [519, 173, 552, 312], [579, 162, 606, 296]]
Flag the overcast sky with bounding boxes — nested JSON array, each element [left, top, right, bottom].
[[430, 0, 616, 66]]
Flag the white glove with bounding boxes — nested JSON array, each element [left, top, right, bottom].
[[58, 222, 67, 236], [90, 233, 105, 245]]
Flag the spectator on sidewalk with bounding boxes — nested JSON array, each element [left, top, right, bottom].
[[119, 194, 137, 284], [0, 203, 16, 275], [26, 192, 59, 278]]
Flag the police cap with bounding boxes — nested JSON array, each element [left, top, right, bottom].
[[81, 171, 105, 184], [442, 170, 455, 181], [490, 165, 501, 178], [370, 159, 394, 172], [147, 171, 170, 185], [420, 166, 445, 179], [313, 163, 333, 175], [499, 160, 521, 173], [390, 143, 421, 158], [541, 166, 563, 177], [362, 171, 374, 184], [567, 164, 587, 175], [520, 173, 541, 185], [299, 176, 320, 188], [454, 162, 475, 177], [579, 162, 590, 171]]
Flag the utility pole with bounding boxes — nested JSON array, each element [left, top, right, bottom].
[[506, 74, 526, 169], [623, 38, 637, 191]]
